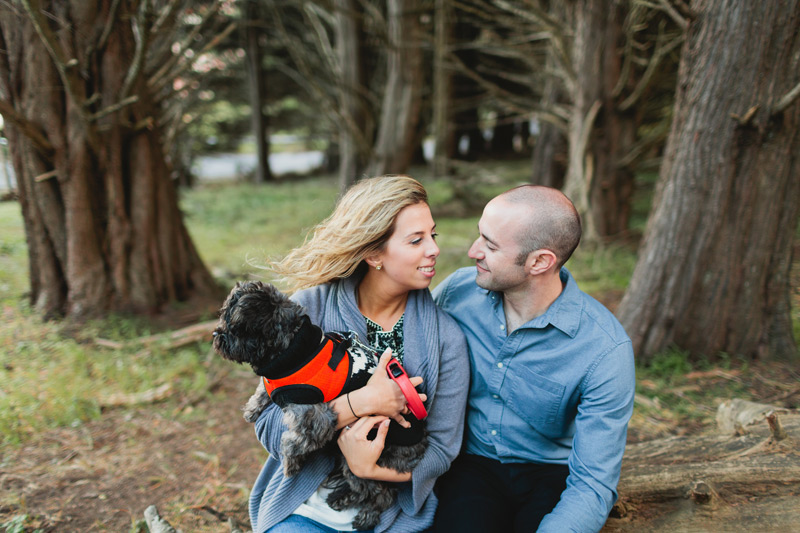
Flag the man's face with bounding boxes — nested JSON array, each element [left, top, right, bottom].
[[467, 199, 530, 292]]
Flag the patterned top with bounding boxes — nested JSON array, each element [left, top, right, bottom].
[[364, 313, 405, 363]]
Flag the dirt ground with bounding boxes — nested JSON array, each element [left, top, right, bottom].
[[2, 358, 798, 533], [0, 367, 266, 532], [1, 270, 798, 533]]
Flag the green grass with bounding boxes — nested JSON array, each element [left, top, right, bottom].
[[0, 171, 649, 447], [0, 307, 211, 445], [1, 167, 797, 448], [0, 201, 27, 305]]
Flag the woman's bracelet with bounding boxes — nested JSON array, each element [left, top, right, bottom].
[[346, 392, 360, 419]]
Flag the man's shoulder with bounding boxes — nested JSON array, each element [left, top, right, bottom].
[[578, 290, 631, 347], [436, 266, 476, 293]]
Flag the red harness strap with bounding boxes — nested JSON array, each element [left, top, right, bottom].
[[262, 337, 351, 402]]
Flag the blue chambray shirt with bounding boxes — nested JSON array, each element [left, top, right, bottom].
[[433, 267, 635, 533]]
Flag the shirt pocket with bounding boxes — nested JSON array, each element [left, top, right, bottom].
[[506, 365, 566, 428]]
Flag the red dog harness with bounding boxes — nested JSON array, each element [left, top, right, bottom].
[[261, 331, 428, 420], [262, 333, 351, 403]]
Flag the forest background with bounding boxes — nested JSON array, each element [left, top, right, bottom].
[[0, 1, 798, 531]]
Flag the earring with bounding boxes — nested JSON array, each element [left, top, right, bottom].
[[376, 264, 382, 271]]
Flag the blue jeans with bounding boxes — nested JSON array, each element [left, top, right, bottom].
[[266, 514, 374, 533]]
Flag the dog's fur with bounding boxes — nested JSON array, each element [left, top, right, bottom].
[[213, 281, 427, 530]]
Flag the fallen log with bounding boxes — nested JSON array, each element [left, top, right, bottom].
[[604, 402, 800, 531], [96, 320, 218, 352]]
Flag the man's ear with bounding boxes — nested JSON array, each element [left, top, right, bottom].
[[528, 249, 558, 275]]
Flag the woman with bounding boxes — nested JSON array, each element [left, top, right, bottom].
[[247, 175, 469, 533]]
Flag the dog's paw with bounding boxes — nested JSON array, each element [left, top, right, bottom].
[[242, 380, 271, 422], [352, 507, 382, 531], [281, 450, 307, 478]]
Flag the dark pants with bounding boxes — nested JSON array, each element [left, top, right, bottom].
[[429, 454, 569, 533]]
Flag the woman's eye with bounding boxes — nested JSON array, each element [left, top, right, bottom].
[[411, 238, 422, 245], [431, 232, 439, 240]]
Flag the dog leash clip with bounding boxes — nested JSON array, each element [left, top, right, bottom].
[[386, 358, 428, 420]]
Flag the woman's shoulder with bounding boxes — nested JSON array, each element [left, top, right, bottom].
[[290, 282, 334, 313], [422, 291, 466, 345]]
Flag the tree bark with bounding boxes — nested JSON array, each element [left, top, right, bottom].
[[0, 1, 219, 318], [334, 0, 368, 190], [432, 0, 453, 178], [367, 0, 424, 176], [244, 1, 273, 183], [617, 0, 800, 361], [563, 0, 637, 243]]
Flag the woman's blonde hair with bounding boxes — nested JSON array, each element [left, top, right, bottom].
[[272, 175, 428, 292]]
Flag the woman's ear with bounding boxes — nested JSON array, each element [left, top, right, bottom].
[[364, 255, 382, 270], [528, 250, 558, 275]]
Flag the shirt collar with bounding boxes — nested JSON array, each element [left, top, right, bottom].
[[484, 267, 583, 337]]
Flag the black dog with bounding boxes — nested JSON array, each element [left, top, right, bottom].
[[213, 281, 427, 530]]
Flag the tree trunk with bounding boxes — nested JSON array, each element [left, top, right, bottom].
[[432, 0, 453, 178], [0, 1, 219, 318], [531, 3, 569, 189], [367, 0, 424, 176], [590, 2, 636, 238], [563, 0, 637, 243], [617, 0, 800, 362], [244, 2, 273, 183], [335, 0, 368, 190], [531, 117, 567, 189]]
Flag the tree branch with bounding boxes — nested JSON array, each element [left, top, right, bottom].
[[96, 0, 123, 52], [148, 21, 237, 98], [772, 81, 800, 116], [147, 2, 224, 92], [656, 0, 688, 31], [88, 95, 140, 122], [0, 98, 53, 153], [121, 0, 151, 99], [618, 29, 684, 111], [19, 0, 87, 110]]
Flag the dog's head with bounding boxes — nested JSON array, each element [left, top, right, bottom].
[[212, 281, 307, 367]]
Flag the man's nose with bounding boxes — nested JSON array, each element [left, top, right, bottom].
[[467, 239, 482, 259]]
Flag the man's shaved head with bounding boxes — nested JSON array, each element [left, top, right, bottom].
[[493, 185, 581, 269]]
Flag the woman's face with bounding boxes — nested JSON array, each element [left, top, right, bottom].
[[372, 203, 439, 293]]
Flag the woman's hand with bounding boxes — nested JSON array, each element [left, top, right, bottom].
[[337, 416, 390, 479], [352, 349, 427, 427]]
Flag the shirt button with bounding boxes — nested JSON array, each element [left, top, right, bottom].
[[491, 430, 497, 436], [500, 325, 505, 330], [492, 394, 499, 399], [497, 362, 503, 368]]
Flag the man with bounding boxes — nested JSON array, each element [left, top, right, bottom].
[[430, 185, 635, 532]]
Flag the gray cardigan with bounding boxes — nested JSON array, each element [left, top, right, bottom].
[[248, 273, 469, 532]]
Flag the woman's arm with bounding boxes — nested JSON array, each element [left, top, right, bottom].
[[398, 316, 470, 512], [337, 316, 469, 491]]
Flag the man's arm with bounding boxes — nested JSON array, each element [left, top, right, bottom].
[[537, 341, 635, 533]]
